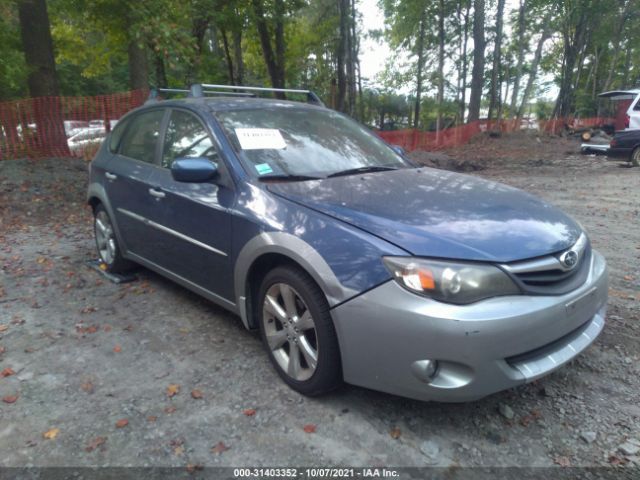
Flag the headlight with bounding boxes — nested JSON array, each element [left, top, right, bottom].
[[382, 257, 520, 304]]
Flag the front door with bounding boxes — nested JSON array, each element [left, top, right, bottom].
[[146, 109, 235, 302]]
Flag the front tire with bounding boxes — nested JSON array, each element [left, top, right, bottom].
[[631, 147, 640, 167], [93, 204, 133, 273], [257, 265, 342, 396]]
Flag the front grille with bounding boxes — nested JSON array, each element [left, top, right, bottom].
[[501, 234, 591, 295]]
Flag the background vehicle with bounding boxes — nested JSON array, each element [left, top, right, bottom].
[[598, 90, 640, 131], [68, 126, 105, 155], [64, 120, 89, 137], [608, 129, 640, 166]]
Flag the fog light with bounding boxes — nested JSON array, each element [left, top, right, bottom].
[[411, 359, 439, 383]]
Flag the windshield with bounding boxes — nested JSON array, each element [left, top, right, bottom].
[[215, 107, 410, 178]]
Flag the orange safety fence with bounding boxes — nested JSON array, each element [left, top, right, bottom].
[[378, 117, 616, 152], [0, 88, 617, 159], [0, 89, 147, 160]]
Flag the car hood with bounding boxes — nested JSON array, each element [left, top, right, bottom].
[[267, 168, 582, 262]]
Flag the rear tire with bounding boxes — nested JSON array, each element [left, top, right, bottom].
[[631, 147, 640, 167], [257, 265, 342, 396], [93, 204, 133, 273]]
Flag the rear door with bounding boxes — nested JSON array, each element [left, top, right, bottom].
[[146, 108, 235, 302], [104, 108, 168, 259]]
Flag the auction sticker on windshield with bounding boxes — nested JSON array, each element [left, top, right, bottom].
[[235, 128, 286, 150]]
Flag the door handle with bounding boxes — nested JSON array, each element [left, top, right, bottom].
[[148, 187, 166, 199], [105, 172, 117, 180]]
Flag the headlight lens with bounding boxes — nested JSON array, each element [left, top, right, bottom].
[[382, 257, 520, 304]]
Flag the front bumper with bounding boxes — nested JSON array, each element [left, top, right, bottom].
[[331, 250, 608, 402]]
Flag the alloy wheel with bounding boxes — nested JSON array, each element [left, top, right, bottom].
[[262, 282, 318, 381], [94, 210, 117, 265]]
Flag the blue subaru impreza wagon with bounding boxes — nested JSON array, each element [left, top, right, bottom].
[[87, 84, 608, 402]]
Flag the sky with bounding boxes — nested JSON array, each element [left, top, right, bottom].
[[358, 0, 391, 84]]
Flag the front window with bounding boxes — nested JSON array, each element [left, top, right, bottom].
[[162, 110, 219, 168], [215, 107, 410, 178]]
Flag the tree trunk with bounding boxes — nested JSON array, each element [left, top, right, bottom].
[[414, 10, 427, 129], [337, 0, 349, 112], [127, 39, 148, 90], [509, 0, 526, 117], [152, 49, 168, 88], [233, 28, 244, 85], [553, 11, 588, 119], [468, 0, 485, 122], [220, 28, 235, 84], [252, 0, 286, 95], [517, 26, 551, 119], [459, 0, 470, 123], [621, 43, 632, 88], [347, 0, 358, 116], [487, 0, 505, 122], [274, 0, 286, 89], [436, 0, 445, 134], [17, 0, 69, 156]]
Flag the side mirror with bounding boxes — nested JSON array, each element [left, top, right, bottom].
[[171, 157, 218, 183], [390, 145, 406, 157]]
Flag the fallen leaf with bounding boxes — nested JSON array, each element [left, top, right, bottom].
[[390, 427, 401, 439], [0, 346, 5, 355], [43, 428, 60, 440], [186, 464, 203, 473], [191, 389, 204, 400], [115, 418, 129, 428], [147, 415, 158, 422], [623, 275, 634, 281], [174, 445, 185, 456], [211, 441, 230, 454], [1, 367, 15, 377], [2, 395, 18, 404], [99, 263, 108, 271], [554, 456, 571, 467], [113, 345, 121, 353], [164, 406, 177, 414], [243, 408, 256, 416], [0, 325, 8, 332], [81, 381, 94, 394], [303, 424, 317, 434], [166, 384, 180, 397], [85, 436, 107, 452]]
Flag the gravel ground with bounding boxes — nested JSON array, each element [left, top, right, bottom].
[[0, 133, 639, 474]]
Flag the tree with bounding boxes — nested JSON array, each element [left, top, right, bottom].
[[251, 0, 288, 94], [17, 0, 69, 155], [509, 0, 526, 118], [487, 0, 505, 122], [467, 0, 485, 122]]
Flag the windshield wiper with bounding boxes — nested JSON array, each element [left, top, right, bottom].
[[326, 166, 398, 178], [258, 174, 323, 182]]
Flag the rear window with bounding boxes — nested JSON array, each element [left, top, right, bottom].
[[109, 117, 131, 152], [118, 110, 165, 163]]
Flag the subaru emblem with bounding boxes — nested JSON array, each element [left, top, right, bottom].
[[562, 250, 579, 269]]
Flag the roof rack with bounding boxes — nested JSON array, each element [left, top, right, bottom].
[[147, 84, 324, 107]]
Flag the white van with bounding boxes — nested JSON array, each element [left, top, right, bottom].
[[598, 90, 640, 130]]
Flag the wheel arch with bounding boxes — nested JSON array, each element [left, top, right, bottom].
[[86, 184, 127, 251], [234, 232, 357, 330]]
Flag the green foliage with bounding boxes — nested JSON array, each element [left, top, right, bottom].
[[0, 2, 27, 100]]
